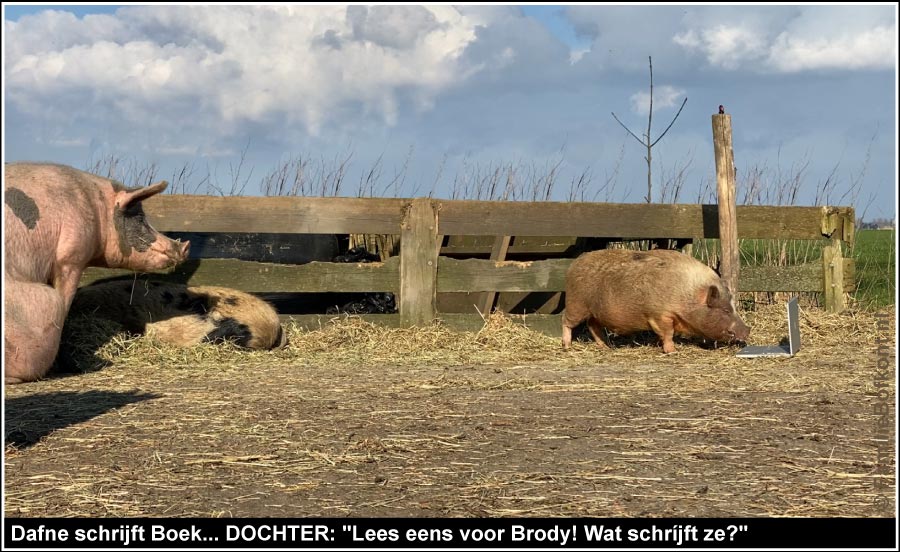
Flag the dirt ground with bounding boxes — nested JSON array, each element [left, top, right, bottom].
[[3, 307, 896, 518]]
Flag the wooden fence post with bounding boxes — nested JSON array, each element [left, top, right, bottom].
[[821, 208, 851, 313], [822, 239, 845, 313], [400, 198, 439, 327], [712, 113, 740, 301]]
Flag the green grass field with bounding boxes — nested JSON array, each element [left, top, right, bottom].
[[852, 229, 896, 309], [690, 229, 894, 310]]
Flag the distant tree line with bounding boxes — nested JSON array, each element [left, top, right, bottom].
[[859, 218, 895, 230]]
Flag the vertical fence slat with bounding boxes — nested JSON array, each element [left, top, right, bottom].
[[821, 208, 853, 313], [823, 239, 846, 313], [712, 113, 740, 298], [482, 235, 512, 315], [400, 198, 439, 327]]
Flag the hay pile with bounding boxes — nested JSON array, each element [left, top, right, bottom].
[[57, 303, 894, 384]]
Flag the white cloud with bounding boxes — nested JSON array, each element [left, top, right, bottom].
[[569, 47, 589, 65], [768, 25, 896, 72], [2, 5, 894, 219], [674, 25, 768, 70], [564, 5, 694, 74], [346, 4, 442, 50], [670, 5, 896, 72], [629, 85, 686, 116], [2, 10, 127, 60], [4, 6, 481, 136]]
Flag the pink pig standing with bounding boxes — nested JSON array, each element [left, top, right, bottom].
[[4, 163, 189, 383], [562, 249, 750, 353]]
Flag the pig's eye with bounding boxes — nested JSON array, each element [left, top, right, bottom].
[[123, 202, 145, 217]]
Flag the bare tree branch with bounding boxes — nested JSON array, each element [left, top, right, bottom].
[[650, 96, 689, 148], [608, 56, 687, 204], [611, 111, 646, 145]]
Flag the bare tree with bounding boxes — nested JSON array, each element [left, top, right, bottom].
[[611, 56, 687, 203]]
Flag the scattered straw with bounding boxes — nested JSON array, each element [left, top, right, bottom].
[[4, 305, 895, 518]]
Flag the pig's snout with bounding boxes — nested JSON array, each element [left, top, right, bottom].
[[166, 239, 190, 265], [176, 239, 190, 261], [146, 237, 190, 268], [729, 319, 751, 343]]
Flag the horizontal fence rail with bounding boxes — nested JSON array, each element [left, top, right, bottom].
[[81, 257, 855, 295], [145, 196, 408, 235], [437, 202, 854, 240], [81, 196, 856, 330], [139, 195, 854, 242], [81, 258, 401, 293]]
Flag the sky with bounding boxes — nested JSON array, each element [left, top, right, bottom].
[[3, 3, 897, 221]]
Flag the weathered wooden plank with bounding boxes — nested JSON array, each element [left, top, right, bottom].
[[438, 258, 570, 292], [80, 258, 400, 293], [482, 235, 512, 314], [400, 198, 439, 327], [437, 291, 564, 315], [823, 241, 846, 312], [713, 113, 740, 299], [841, 208, 856, 245], [821, 206, 857, 245], [143, 195, 407, 234], [142, 195, 854, 242], [437, 201, 853, 240], [441, 235, 579, 256], [843, 258, 856, 292], [81, 256, 827, 296], [440, 257, 824, 293]]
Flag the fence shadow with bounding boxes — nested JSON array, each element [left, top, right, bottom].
[[4, 390, 160, 449]]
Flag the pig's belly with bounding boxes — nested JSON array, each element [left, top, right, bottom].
[[592, 311, 652, 335]]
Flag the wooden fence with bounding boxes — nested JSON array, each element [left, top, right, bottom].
[[81, 196, 856, 335]]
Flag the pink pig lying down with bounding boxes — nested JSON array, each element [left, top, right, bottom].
[[562, 249, 750, 353], [4, 163, 190, 384]]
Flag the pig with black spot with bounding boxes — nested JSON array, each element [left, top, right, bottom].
[[4, 163, 190, 383]]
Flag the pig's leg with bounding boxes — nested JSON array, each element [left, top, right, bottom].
[[562, 325, 573, 349], [586, 319, 610, 349], [52, 264, 85, 310], [648, 317, 677, 354], [561, 305, 589, 349], [4, 280, 67, 383]]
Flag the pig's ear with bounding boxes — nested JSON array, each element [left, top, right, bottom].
[[115, 180, 169, 209], [705, 285, 720, 307]]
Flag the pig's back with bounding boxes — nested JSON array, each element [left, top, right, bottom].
[[5, 162, 112, 196], [4, 163, 105, 282], [565, 249, 719, 315]]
